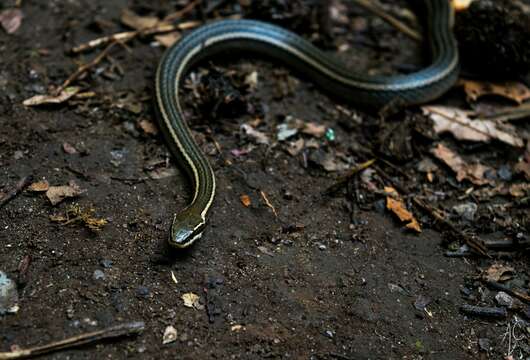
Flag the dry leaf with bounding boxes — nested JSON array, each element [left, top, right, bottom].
[[138, 119, 158, 135], [301, 122, 327, 138], [23, 86, 81, 106], [46, 181, 83, 205], [0, 9, 23, 34], [286, 138, 304, 156], [147, 166, 177, 180], [240, 194, 251, 207], [384, 186, 421, 233], [483, 263, 515, 283], [182, 292, 202, 309], [452, 0, 476, 11], [231, 324, 244, 332], [28, 180, 49, 192], [162, 325, 177, 344], [423, 106, 524, 147], [155, 32, 181, 47], [63, 142, 77, 154], [241, 123, 270, 145], [460, 79, 530, 104], [121, 9, 161, 30], [509, 183, 530, 197], [431, 143, 494, 185]]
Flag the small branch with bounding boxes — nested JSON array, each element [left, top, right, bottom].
[[484, 280, 530, 304], [0, 322, 145, 360], [71, 21, 200, 54], [56, 42, 118, 94], [260, 190, 278, 217], [413, 198, 489, 256], [352, 0, 422, 42], [0, 175, 32, 209], [324, 158, 376, 195], [164, 0, 202, 22]]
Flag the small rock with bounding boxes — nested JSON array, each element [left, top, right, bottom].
[[136, 286, 150, 298], [0, 271, 19, 315], [497, 165, 512, 181], [495, 291, 514, 308], [100, 259, 113, 268], [452, 202, 478, 222], [317, 243, 327, 251], [93, 269, 105, 281], [162, 325, 177, 344], [324, 329, 334, 338], [478, 338, 490, 352]]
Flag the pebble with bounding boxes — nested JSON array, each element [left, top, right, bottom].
[[452, 202, 478, 222], [100, 259, 113, 268], [93, 269, 105, 281], [136, 286, 150, 298], [495, 291, 514, 308], [317, 243, 327, 251], [497, 165, 512, 181], [0, 271, 19, 315], [324, 329, 334, 338]]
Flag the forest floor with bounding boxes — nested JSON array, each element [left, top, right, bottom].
[[1, 0, 529, 359]]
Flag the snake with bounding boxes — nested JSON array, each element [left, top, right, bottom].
[[155, 0, 459, 248]]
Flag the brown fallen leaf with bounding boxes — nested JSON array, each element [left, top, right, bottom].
[[23, 86, 81, 106], [509, 183, 530, 197], [46, 181, 83, 205], [28, 180, 50, 192], [431, 143, 494, 185], [422, 105, 524, 147], [301, 122, 327, 138], [121, 9, 161, 30], [384, 186, 421, 233], [483, 263, 515, 283], [0, 8, 23, 34], [154, 32, 181, 47], [459, 79, 530, 104], [286, 138, 304, 156], [240, 194, 251, 207], [241, 123, 270, 145], [138, 119, 158, 135]]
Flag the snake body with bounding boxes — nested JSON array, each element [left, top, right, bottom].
[[155, 0, 459, 248]]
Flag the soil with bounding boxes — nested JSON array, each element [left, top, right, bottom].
[[1, 1, 529, 359]]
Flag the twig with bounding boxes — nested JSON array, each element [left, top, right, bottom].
[[71, 21, 200, 54], [413, 198, 489, 256], [164, 0, 202, 22], [484, 280, 530, 304], [460, 304, 507, 319], [57, 42, 118, 94], [0, 175, 32, 209], [352, 0, 422, 41], [0, 322, 144, 360], [260, 190, 278, 217], [324, 158, 376, 195]]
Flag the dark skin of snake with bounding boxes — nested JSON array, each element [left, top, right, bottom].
[[155, 0, 459, 248]]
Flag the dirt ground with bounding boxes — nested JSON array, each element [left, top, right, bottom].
[[1, 1, 529, 359]]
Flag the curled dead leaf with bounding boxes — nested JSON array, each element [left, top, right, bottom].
[[23, 86, 81, 106], [384, 186, 421, 233], [240, 194, 251, 207], [483, 263, 515, 283], [459, 79, 530, 104], [182, 292, 202, 310], [431, 143, 494, 185], [0, 8, 23, 34], [422, 105, 524, 147], [46, 181, 83, 205], [28, 180, 49, 192]]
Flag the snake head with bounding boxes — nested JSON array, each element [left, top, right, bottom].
[[169, 209, 206, 249]]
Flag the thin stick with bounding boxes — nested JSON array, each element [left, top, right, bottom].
[[71, 21, 200, 54], [0, 175, 32, 209], [413, 198, 489, 256], [260, 190, 278, 217], [352, 0, 422, 42], [324, 158, 376, 195], [56, 42, 118, 94], [0, 322, 144, 360], [164, 0, 202, 22]]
